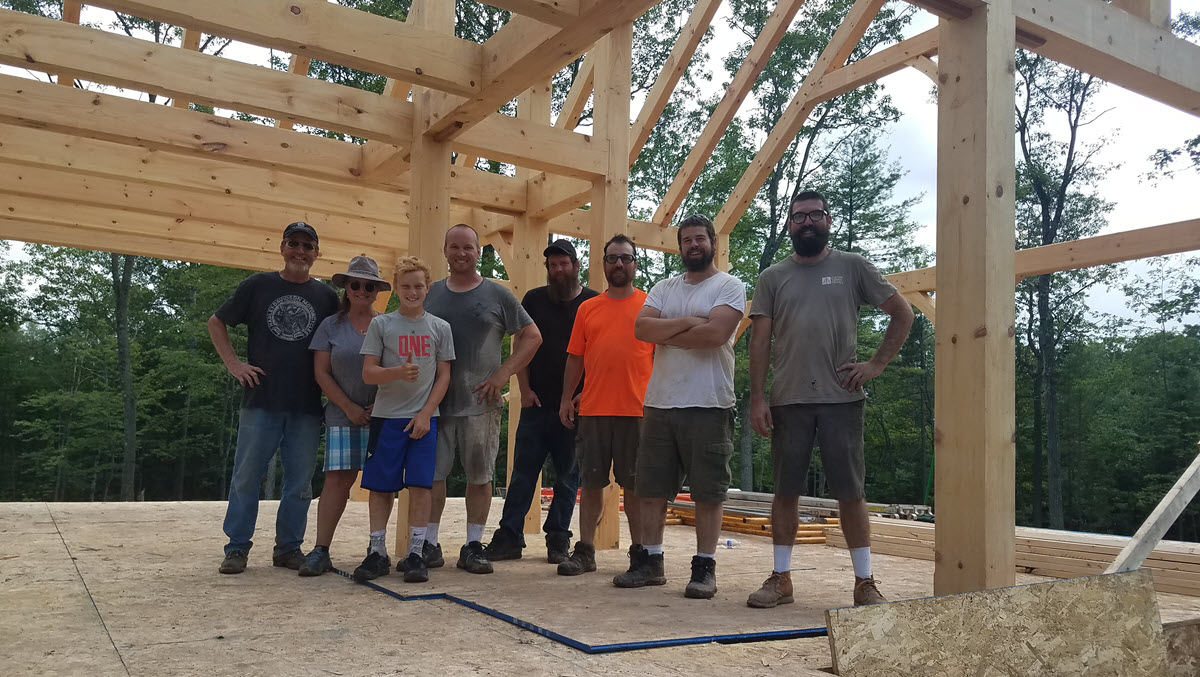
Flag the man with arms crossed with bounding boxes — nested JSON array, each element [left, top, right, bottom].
[[746, 190, 913, 608], [556, 235, 654, 578], [630, 215, 745, 598], [485, 239, 597, 563], [210, 222, 338, 574], [423, 224, 542, 574]]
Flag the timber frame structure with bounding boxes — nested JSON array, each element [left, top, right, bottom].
[[0, 0, 1197, 595]]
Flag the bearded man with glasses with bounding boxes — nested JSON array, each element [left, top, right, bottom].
[[209, 222, 339, 575], [745, 190, 913, 609]]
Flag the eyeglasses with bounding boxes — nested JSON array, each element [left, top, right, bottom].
[[348, 281, 378, 292], [603, 254, 635, 264], [789, 209, 829, 224], [284, 239, 316, 251]]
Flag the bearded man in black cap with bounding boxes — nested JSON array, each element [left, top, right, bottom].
[[209, 222, 339, 575], [485, 238, 599, 564]]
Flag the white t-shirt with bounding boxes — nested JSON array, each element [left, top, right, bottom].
[[642, 271, 746, 409]]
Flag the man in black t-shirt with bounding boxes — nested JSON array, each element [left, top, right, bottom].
[[209, 222, 339, 575], [485, 239, 598, 564]]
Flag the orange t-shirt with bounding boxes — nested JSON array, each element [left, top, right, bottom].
[[566, 289, 655, 417]]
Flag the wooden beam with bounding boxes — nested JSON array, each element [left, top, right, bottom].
[[56, 1, 82, 87], [887, 218, 1200, 294], [1107, 446, 1200, 575], [932, 0, 1018, 595], [902, 291, 937, 324], [455, 114, 607, 179], [556, 54, 594, 130], [526, 174, 593, 220], [84, 0, 484, 97], [652, 0, 809, 227], [483, 0, 580, 26], [714, 0, 890, 235], [907, 54, 939, 84], [549, 211, 678, 252], [408, 0, 454, 275], [420, 0, 659, 142], [629, 0, 722, 167], [1109, 0, 1171, 30], [172, 28, 204, 109], [272, 52, 312, 125], [1014, 0, 1200, 117]]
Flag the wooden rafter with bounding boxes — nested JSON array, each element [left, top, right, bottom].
[[173, 28, 204, 110], [484, 0, 580, 26], [652, 0, 809, 227], [714, 0, 889, 235], [556, 54, 594, 130]]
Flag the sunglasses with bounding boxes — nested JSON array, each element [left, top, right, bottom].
[[284, 239, 316, 251], [603, 254, 635, 264], [348, 281, 379, 292], [789, 209, 829, 224]]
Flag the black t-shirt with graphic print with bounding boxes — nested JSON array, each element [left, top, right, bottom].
[[216, 271, 339, 414]]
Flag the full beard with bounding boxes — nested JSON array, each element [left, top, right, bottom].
[[546, 274, 579, 302], [682, 249, 714, 272], [791, 228, 829, 257], [605, 268, 631, 288]]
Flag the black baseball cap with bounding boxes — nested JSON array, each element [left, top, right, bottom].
[[282, 221, 319, 243], [543, 238, 577, 261]]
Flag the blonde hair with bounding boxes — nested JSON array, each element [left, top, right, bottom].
[[394, 256, 431, 286]]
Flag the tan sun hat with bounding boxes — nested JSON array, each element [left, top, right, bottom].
[[331, 256, 391, 291]]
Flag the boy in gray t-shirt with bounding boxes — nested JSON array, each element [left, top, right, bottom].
[[352, 257, 454, 584]]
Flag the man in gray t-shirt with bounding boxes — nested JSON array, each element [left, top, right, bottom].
[[746, 190, 914, 610], [421, 224, 541, 575]]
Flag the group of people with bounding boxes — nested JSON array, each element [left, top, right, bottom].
[[209, 189, 913, 608]]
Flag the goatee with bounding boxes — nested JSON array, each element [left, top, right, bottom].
[[682, 249, 714, 272], [791, 228, 829, 257]]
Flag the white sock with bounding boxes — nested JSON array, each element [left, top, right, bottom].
[[696, 552, 715, 560], [850, 547, 872, 579], [467, 522, 484, 544], [369, 529, 388, 557], [774, 545, 793, 573], [408, 527, 427, 556], [426, 523, 440, 545], [645, 544, 663, 556]]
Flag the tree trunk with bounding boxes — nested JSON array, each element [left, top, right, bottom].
[[175, 390, 190, 500], [1039, 275, 1064, 529], [111, 253, 138, 501]]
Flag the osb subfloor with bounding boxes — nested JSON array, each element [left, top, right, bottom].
[[3, 500, 1198, 677]]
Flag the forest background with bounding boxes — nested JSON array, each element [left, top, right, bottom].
[[0, 0, 1198, 541]]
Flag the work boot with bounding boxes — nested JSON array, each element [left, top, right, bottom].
[[613, 545, 666, 588], [400, 553, 429, 583], [853, 577, 887, 606], [483, 527, 523, 561], [556, 542, 597, 576], [457, 541, 494, 574], [423, 541, 445, 568], [684, 555, 717, 599], [352, 551, 391, 582], [747, 571, 794, 608], [272, 548, 305, 570], [546, 531, 572, 564], [297, 547, 333, 577], [219, 550, 248, 575]]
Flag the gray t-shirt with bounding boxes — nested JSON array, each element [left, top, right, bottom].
[[750, 250, 897, 405], [360, 311, 455, 419], [424, 278, 533, 417], [309, 314, 378, 427]]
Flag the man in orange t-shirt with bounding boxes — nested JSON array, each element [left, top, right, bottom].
[[556, 234, 655, 578]]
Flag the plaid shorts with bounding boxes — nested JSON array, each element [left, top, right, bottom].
[[324, 425, 370, 472]]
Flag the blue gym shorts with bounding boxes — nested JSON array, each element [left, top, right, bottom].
[[360, 416, 438, 492]]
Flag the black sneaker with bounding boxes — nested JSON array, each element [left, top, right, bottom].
[[483, 527, 523, 561], [297, 547, 332, 577], [684, 555, 717, 599], [424, 541, 445, 568], [400, 553, 429, 583], [546, 531, 571, 564], [219, 550, 247, 575], [272, 548, 305, 570], [352, 551, 391, 582], [457, 541, 494, 574]]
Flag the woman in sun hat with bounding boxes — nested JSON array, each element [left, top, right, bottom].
[[297, 256, 392, 576]]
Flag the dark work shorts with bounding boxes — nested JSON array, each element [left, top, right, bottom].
[[635, 407, 733, 504], [770, 401, 865, 500], [576, 416, 641, 490]]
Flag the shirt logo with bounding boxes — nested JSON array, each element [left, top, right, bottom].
[[266, 295, 317, 341], [821, 276, 844, 286], [398, 334, 432, 357]]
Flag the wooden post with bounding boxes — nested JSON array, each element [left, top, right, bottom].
[[589, 21, 633, 551], [932, 0, 1018, 595], [56, 1, 82, 87]]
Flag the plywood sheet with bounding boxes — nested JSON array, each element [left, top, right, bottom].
[[826, 570, 1167, 676], [1164, 618, 1200, 677]]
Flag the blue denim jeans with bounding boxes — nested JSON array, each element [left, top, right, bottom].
[[223, 407, 322, 556], [498, 405, 579, 545]]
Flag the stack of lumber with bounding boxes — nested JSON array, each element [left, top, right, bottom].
[[825, 518, 1200, 596], [666, 503, 837, 544]]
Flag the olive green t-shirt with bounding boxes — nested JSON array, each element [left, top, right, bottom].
[[749, 250, 896, 405]]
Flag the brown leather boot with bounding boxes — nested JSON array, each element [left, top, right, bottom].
[[747, 571, 794, 608]]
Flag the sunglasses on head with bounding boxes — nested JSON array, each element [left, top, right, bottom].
[[284, 239, 316, 251], [348, 281, 379, 292]]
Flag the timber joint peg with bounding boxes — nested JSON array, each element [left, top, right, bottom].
[[974, 326, 988, 338], [290, 6, 302, 14]]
